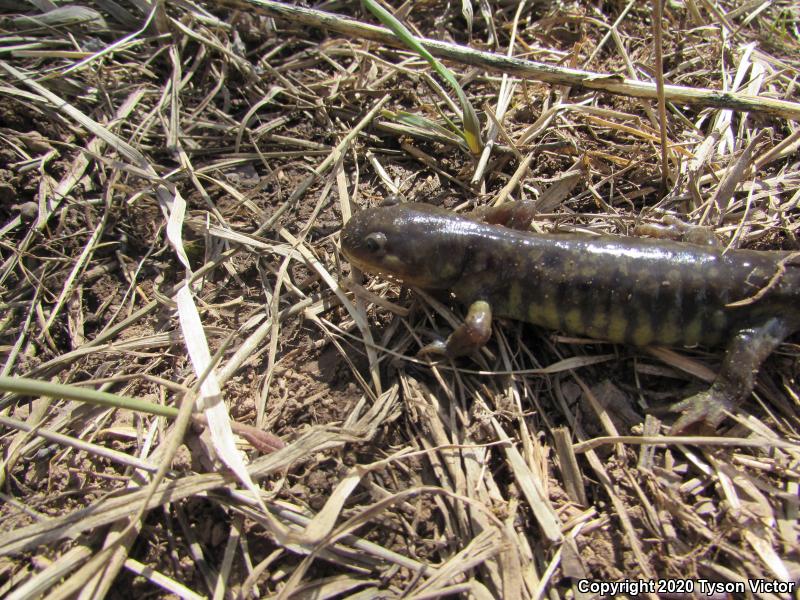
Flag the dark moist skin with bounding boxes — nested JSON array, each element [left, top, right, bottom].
[[340, 201, 800, 432]]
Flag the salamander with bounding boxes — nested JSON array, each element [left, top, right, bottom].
[[340, 201, 800, 432]]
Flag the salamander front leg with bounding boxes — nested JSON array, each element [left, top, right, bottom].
[[473, 201, 536, 230], [669, 317, 794, 433], [418, 300, 493, 358]]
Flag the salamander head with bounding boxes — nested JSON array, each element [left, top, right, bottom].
[[340, 203, 466, 289]]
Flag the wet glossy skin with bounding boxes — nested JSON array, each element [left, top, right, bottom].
[[341, 202, 800, 431]]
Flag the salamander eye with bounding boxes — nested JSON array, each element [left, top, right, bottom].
[[364, 232, 387, 254]]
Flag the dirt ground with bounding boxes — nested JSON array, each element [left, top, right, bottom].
[[0, 0, 799, 598]]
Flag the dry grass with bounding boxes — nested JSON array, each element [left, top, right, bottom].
[[0, 0, 799, 598]]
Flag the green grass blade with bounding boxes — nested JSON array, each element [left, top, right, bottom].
[[364, 0, 483, 153], [0, 376, 180, 418]]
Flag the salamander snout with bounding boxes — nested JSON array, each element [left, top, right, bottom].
[[340, 207, 407, 277], [340, 204, 457, 289]]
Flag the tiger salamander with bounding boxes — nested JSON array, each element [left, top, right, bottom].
[[340, 201, 799, 432]]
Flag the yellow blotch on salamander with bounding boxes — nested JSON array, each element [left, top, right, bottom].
[[683, 317, 703, 347], [588, 311, 609, 339], [632, 320, 654, 347], [534, 289, 561, 330], [606, 308, 628, 343], [564, 308, 583, 333], [656, 312, 682, 346], [438, 259, 461, 281]]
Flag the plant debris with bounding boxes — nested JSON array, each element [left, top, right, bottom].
[[0, 1, 799, 598]]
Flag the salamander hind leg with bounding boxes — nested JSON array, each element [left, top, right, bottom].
[[669, 317, 795, 434], [635, 215, 718, 246], [418, 300, 493, 358]]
